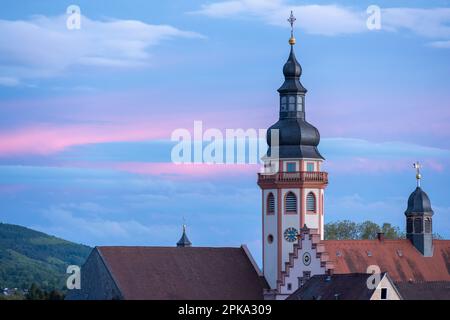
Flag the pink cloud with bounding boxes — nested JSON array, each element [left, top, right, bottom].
[[115, 162, 259, 177], [65, 161, 259, 179], [0, 87, 272, 157], [0, 123, 171, 156]]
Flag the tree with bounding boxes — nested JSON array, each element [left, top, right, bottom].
[[325, 220, 405, 240], [358, 221, 380, 239], [48, 289, 64, 300], [26, 283, 46, 300], [324, 220, 359, 240], [381, 223, 405, 239]]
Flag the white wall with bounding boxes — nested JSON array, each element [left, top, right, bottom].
[[278, 236, 326, 296], [263, 189, 278, 289], [280, 188, 300, 272], [371, 275, 401, 300], [304, 188, 320, 230]]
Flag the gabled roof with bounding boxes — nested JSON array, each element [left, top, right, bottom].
[[323, 239, 450, 282], [96, 246, 267, 300], [396, 281, 450, 300], [287, 273, 387, 300]]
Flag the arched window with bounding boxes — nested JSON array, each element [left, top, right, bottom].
[[407, 218, 413, 233], [267, 193, 275, 214], [306, 192, 316, 212], [285, 192, 297, 214], [425, 218, 432, 233], [414, 218, 423, 233]]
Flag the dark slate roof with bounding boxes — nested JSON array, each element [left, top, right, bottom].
[[97, 246, 267, 300], [396, 281, 450, 300], [265, 45, 323, 160], [405, 187, 434, 216], [266, 119, 324, 159], [278, 46, 307, 94], [287, 273, 384, 300], [323, 239, 450, 282], [176, 227, 192, 247]]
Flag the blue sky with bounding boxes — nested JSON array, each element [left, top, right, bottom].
[[0, 1, 449, 264]]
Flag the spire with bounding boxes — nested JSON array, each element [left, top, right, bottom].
[[278, 11, 306, 94], [265, 11, 323, 160], [176, 224, 192, 247]]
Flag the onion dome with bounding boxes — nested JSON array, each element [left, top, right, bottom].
[[405, 187, 434, 216], [278, 47, 307, 94], [266, 118, 323, 159], [283, 47, 302, 78]]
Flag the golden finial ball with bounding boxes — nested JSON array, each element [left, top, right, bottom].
[[416, 173, 422, 180], [289, 36, 296, 45]]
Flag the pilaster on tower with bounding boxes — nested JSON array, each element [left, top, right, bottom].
[[258, 11, 328, 290]]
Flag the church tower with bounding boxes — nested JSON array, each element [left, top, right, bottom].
[[405, 162, 434, 256], [257, 12, 328, 289]]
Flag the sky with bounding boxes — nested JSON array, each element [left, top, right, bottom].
[[0, 0, 449, 264]]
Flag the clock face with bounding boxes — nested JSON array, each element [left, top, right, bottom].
[[284, 227, 298, 242], [303, 252, 311, 266]]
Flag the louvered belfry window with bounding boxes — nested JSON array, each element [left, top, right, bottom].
[[414, 218, 423, 233], [407, 218, 413, 233], [425, 218, 432, 233], [285, 192, 297, 213], [306, 192, 316, 212], [267, 193, 275, 214]]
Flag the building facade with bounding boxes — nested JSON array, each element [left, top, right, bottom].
[[257, 13, 328, 290]]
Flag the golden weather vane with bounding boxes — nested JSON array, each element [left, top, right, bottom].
[[413, 161, 422, 187]]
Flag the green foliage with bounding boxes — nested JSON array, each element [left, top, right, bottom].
[[325, 220, 405, 240], [323, 220, 359, 240], [25, 283, 64, 300], [0, 223, 91, 292]]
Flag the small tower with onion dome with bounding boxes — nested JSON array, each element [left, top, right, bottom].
[[405, 162, 434, 256]]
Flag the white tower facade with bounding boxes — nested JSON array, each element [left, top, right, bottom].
[[258, 12, 328, 290]]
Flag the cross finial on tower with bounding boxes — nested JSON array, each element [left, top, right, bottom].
[[413, 161, 422, 187], [287, 11, 296, 45]]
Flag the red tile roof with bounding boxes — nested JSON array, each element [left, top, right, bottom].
[[97, 246, 267, 300], [323, 239, 450, 282]]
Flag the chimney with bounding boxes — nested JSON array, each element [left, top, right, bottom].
[[377, 232, 385, 242]]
